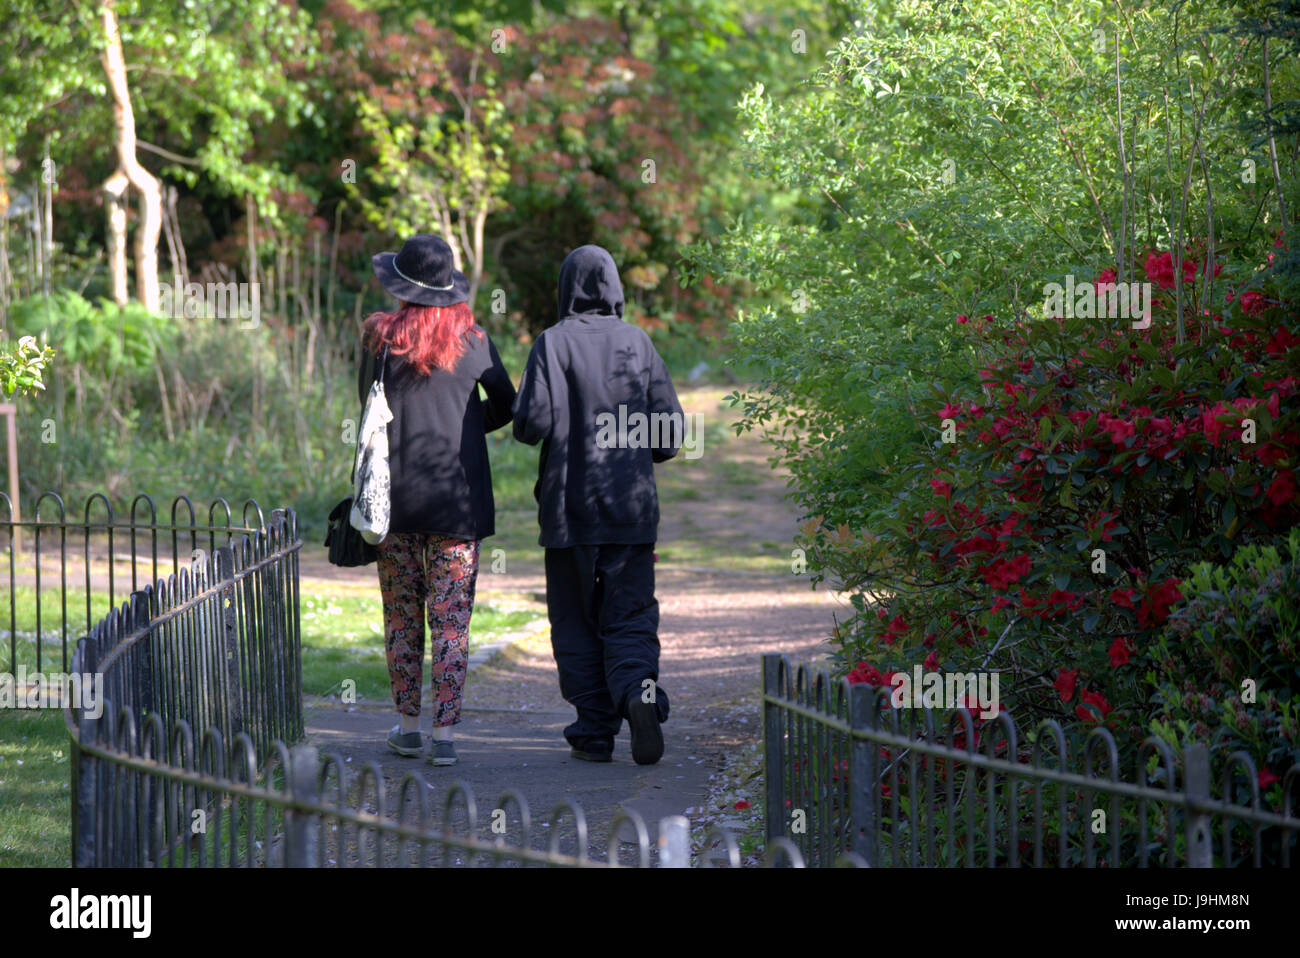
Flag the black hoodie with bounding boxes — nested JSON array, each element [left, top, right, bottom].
[[512, 245, 683, 548]]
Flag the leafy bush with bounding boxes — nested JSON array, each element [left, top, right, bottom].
[[700, 0, 1292, 520], [828, 244, 1298, 752], [9, 290, 175, 377], [1151, 526, 1300, 793], [0, 336, 55, 398]]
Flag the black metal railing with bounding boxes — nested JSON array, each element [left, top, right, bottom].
[[2, 491, 274, 679], [66, 726, 748, 868], [51, 495, 755, 868], [762, 654, 1300, 867], [62, 503, 303, 866]]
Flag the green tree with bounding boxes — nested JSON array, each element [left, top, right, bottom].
[[0, 0, 316, 304], [695, 0, 1297, 538]]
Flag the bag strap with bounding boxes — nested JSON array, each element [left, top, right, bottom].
[[350, 344, 390, 485]]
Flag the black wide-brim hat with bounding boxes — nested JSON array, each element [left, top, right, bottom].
[[372, 233, 470, 307]]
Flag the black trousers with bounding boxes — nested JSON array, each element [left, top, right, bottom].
[[544, 543, 670, 746]]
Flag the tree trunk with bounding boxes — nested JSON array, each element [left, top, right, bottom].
[[103, 169, 129, 304], [100, 0, 161, 311], [467, 204, 487, 307], [42, 136, 53, 298]]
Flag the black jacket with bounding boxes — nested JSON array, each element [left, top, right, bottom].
[[357, 327, 515, 539], [512, 245, 683, 548]]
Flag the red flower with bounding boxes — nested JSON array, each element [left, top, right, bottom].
[[923, 650, 939, 671], [929, 478, 953, 499], [1259, 768, 1280, 789], [1137, 577, 1183, 628], [1258, 443, 1289, 467], [1239, 290, 1267, 315], [1054, 668, 1079, 702], [1144, 250, 1197, 291], [1082, 688, 1112, 713], [1074, 687, 1113, 722], [883, 616, 909, 644], [980, 554, 1032, 590], [1097, 412, 1136, 446], [1266, 325, 1299, 355], [1107, 637, 1134, 668], [957, 314, 969, 324], [734, 800, 752, 810], [1017, 588, 1044, 618], [847, 662, 888, 686], [1200, 402, 1232, 446], [1265, 472, 1296, 508], [1107, 587, 1138, 608]]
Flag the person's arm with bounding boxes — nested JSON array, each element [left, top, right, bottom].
[[480, 335, 517, 433], [647, 346, 683, 462], [512, 337, 553, 446]]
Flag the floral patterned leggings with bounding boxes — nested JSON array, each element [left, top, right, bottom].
[[375, 532, 480, 726]]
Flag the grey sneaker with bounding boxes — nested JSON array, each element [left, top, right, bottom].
[[428, 740, 458, 766], [387, 725, 424, 757]]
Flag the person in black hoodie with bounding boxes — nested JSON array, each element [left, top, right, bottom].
[[359, 234, 516, 766], [513, 244, 683, 765]]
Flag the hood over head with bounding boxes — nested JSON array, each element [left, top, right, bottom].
[[556, 245, 624, 323]]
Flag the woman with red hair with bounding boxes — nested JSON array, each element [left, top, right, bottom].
[[359, 234, 515, 766]]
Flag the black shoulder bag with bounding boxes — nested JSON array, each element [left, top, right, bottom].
[[324, 346, 388, 566]]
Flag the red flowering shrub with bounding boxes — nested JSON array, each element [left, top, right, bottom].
[[828, 243, 1298, 749]]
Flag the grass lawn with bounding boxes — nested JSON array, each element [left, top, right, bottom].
[[0, 708, 71, 867], [1, 585, 102, 676]]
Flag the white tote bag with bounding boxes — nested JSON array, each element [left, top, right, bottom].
[[350, 346, 393, 544]]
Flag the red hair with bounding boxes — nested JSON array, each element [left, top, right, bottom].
[[362, 301, 482, 375]]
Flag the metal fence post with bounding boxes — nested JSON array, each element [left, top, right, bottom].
[[762, 653, 785, 850], [215, 546, 243, 741], [287, 744, 319, 867], [657, 815, 689, 867], [264, 513, 287, 742], [849, 682, 876, 866], [70, 640, 98, 868], [1184, 744, 1213, 868]]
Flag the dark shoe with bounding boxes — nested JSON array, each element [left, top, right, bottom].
[[428, 740, 458, 766], [569, 738, 614, 763], [387, 725, 424, 757], [625, 690, 664, 766]]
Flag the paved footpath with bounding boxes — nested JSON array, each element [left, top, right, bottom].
[[299, 386, 849, 863], [302, 562, 847, 863]]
